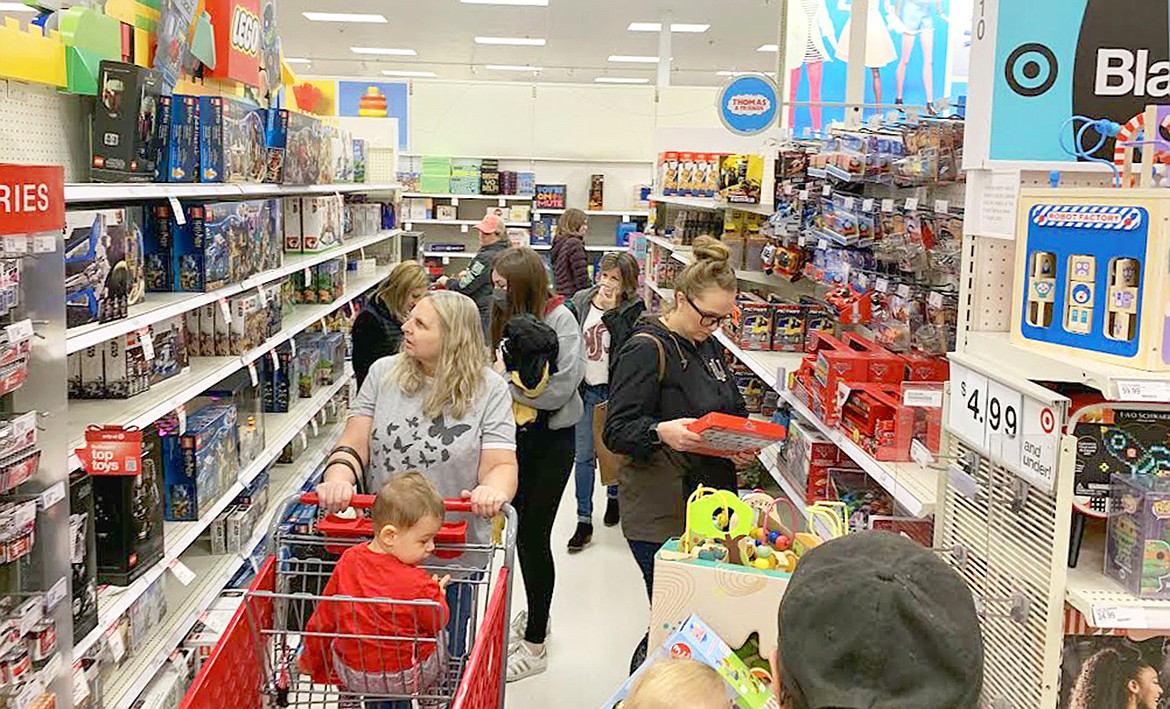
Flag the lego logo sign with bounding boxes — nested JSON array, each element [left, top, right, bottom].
[[231, 6, 260, 56], [0, 165, 64, 236]]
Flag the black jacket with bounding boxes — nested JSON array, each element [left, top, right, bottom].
[[351, 297, 403, 390], [603, 316, 747, 543], [446, 239, 509, 336], [567, 286, 646, 379]]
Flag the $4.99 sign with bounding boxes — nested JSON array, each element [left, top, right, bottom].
[[947, 359, 1066, 493]]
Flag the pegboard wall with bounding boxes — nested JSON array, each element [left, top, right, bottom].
[[0, 80, 88, 180], [938, 435, 1075, 709]]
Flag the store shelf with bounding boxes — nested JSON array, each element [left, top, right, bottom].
[[715, 331, 806, 391], [649, 193, 774, 216], [645, 234, 679, 251], [73, 372, 351, 666], [65, 182, 402, 205], [403, 219, 530, 228], [401, 153, 653, 165], [66, 266, 389, 461], [99, 417, 346, 709], [1066, 535, 1170, 629], [66, 230, 401, 354], [422, 244, 617, 259], [422, 250, 475, 259], [645, 278, 674, 301], [403, 192, 532, 201], [533, 208, 650, 218], [964, 331, 1170, 402], [758, 444, 807, 506], [778, 389, 937, 516]]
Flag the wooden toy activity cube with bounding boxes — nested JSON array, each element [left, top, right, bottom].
[[1012, 188, 1170, 371]]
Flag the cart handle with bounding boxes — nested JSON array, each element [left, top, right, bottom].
[[299, 492, 473, 513]]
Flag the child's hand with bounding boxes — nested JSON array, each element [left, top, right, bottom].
[[433, 574, 452, 592]]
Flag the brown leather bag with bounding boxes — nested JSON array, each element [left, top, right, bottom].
[[593, 333, 666, 486]]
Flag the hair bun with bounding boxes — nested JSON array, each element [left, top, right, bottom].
[[691, 235, 730, 264]]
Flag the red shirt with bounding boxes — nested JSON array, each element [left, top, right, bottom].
[[299, 544, 449, 683]]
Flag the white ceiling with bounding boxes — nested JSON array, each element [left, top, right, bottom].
[[278, 0, 784, 87]]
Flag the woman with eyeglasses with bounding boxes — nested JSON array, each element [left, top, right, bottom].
[[603, 236, 755, 670]]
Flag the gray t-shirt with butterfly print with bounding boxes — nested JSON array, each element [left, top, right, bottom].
[[348, 355, 517, 548]]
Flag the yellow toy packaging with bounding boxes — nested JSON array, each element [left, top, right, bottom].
[[719, 154, 764, 204], [1011, 188, 1170, 371]]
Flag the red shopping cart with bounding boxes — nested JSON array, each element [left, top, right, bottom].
[[179, 493, 516, 709]]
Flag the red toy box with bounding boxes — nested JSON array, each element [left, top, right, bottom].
[[838, 383, 943, 462], [778, 419, 861, 504]]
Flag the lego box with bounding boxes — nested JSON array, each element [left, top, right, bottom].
[[92, 61, 163, 182], [199, 97, 266, 183], [163, 404, 238, 521], [174, 205, 231, 292], [66, 209, 132, 328], [283, 111, 328, 185], [94, 424, 166, 585], [157, 95, 200, 183]]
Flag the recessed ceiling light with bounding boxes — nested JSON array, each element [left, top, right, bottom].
[[595, 77, 649, 84], [757, 44, 779, 52], [382, 70, 437, 77], [716, 70, 777, 77], [351, 47, 418, 56], [0, 3, 36, 12], [284, 57, 312, 64], [608, 55, 660, 63], [303, 11, 386, 23], [628, 22, 710, 33], [474, 36, 546, 46], [461, 0, 549, 5], [485, 64, 544, 72]]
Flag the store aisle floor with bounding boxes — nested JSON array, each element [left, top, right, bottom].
[[505, 482, 647, 708]]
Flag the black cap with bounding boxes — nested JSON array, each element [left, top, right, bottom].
[[779, 532, 984, 709]]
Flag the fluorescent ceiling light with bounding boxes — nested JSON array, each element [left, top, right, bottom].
[[485, 64, 544, 72], [382, 70, 437, 77], [351, 47, 418, 56], [608, 55, 660, 63], [284, 57, 312, 64], [303, 11, 386, 23], [595, 77, 649, 84], [757, 44, 778, 52], [628, 22, 710, 32], [475, 36, 546, 46], [0, 3, 36, 12], [461, 0, 548, 5], [717, 70, 777, 77]]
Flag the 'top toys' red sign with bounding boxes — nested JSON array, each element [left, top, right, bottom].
[[207, 0, 262, 88]]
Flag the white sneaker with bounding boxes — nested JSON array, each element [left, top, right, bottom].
[[507, 611, 551, 652], [506, 641, 547, 682]]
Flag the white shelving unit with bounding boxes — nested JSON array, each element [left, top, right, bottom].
[[649, 192, 774, 217], [95, 403, 349, 709], [66, 230, 400, 354], [66, 182, 402, 205], [404, 219, 531, 228], [757, 444, 807, 508], [403, 192, 532, 202], [533, 208, 650, 219], [66, 266, 388, 464]]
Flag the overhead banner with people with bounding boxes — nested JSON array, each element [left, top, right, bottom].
[[783, 0, 970, 133], [988, 0, 1168, 162]]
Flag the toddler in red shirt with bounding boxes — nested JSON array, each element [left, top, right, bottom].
[[300, 471, 452, 699]]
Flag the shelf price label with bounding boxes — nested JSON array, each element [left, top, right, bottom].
[[948, 360, 1064, 493], [168, 558, 196, 585], [1093, 605, 1147, 628]]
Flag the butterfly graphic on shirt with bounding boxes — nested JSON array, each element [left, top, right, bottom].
[[428, 415, 471, 445]]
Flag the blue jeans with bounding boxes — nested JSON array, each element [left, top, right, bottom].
[[575, 383, 617, 523]]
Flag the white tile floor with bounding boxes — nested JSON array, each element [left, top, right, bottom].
[[504, 482, 646, 708]]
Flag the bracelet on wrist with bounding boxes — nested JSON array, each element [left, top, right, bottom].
[[325, 458, 359, 482]]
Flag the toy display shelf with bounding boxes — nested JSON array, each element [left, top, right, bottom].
[[98, 413, 349, 709], [403, 219, 531, 229], [422, 244, 626, 259], [65, 182, 403, 205], [402, 192, 533, 202], [533, 208, 651, 219], [1065, 535, 1170, 630], [964, 331, 1170, 403], [649, 192, 774, 217], [654, 238, 801, 292], [73, 370, 351, 667], [65, 265, 391, 466], [66, 230, 402, 354], [757, 443, 807, 510]]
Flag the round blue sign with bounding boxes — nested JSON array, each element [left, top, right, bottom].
[[718, 75, 779, 136]]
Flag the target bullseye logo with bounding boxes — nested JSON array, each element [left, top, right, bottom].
[[1071, 283, 1092, 305], [1006, 43, 1059, 97], [1040, 408, 1055, 434]]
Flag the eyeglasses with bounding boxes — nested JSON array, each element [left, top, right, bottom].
[[685, 293, 731, 328]]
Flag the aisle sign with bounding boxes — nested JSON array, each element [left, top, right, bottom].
[[0, 165, 65, 236], [948, 359, 1065, 492], [717, 74, 779, 136]]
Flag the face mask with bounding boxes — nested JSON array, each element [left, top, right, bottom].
[[493, 287, 508, 308]]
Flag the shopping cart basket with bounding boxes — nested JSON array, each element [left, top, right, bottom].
[[179, 492, 517, 709]]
